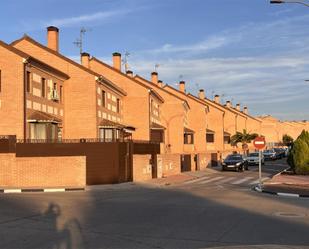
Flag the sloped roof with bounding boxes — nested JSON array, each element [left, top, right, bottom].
[[27, 111, 62, 123], [11, 35, 126, 96]]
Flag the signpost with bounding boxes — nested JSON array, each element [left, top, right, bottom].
[[253, 137, 266, 188]]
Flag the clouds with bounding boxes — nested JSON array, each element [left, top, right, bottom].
[[43, 9, 132, 28], [122, 13, 309, 120]]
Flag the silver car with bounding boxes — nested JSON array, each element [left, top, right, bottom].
[[246, 152, 265, 166]]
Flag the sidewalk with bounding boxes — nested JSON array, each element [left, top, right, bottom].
[[262, 173, 309, 197]]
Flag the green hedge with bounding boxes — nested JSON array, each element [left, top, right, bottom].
[[287, 130, 309, 175]]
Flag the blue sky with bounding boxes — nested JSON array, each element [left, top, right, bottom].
[[1, 0, 309, 120]]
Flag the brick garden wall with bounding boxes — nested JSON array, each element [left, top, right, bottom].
[[158, 153, 181, 177], [132, 154, 152, 182], [0, 153, 86, 188]]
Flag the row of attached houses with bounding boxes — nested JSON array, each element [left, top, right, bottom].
[[0, 26, 308, 187]]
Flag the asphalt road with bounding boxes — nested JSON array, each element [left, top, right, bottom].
[[0, 159, 308, 249]]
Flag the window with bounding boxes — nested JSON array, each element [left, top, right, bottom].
[[26, 71, 31, 93], [184, 133, 194, 144], [41, 78, 46, 97], [53, 82, 57, 90], [116, 98, 120, 113], [206, 133, 215, 143], [30, 123, 58, 140], [102, 90, 106, 107], [224, 135, 230, 144], [60, 86, 63, 103], [150, 130, 164, 143]]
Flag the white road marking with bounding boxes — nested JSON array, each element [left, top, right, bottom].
[[44, 188, 65, 192], [198, 176, 224, 184], [183, 176, 210, 185], [216, 177, 236, 184], [231, 177, 254, 185], [4, 189, 22, 193], [250, 177, 270, 185]]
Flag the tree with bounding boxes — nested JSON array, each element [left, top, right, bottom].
[[282, 134, 294, 146], [287, 130, 309, 175], [230, 129, 258, 155]]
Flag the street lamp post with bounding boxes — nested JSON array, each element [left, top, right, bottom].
[[270, 0, 309, 7]]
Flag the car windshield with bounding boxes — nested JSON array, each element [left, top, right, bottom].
[[226, 155, 242, 160], [248, 153, 259, 157], [264, 150, 274, 153]]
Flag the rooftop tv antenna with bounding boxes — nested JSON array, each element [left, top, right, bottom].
[[73, 27, 91, 54], [154, 64, 160, 72], [122, 51, 130, 72]]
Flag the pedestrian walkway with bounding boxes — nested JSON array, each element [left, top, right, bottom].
[[261, 173, 309, 196]]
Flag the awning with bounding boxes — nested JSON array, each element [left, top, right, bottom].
[[99, 119, 136, 132], [224, 131, 231, 137], [184, 127, 195, 134], [27, 111, 62, 124], [150, 122, 166, 130], [206, 129, 215, 134]]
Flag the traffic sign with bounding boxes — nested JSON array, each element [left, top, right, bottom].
[[253, 137, 266, 150]]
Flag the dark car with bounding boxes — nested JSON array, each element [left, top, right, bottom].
[[222, 154, 248, 172], [274, 148, 286, 159]]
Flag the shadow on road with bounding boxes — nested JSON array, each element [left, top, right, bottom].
[[0, 184, 308, 248]]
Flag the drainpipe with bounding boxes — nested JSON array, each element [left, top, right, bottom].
[[23, 59, 27, 141], [148, 90, 151, 142]]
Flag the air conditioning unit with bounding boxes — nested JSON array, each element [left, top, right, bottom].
[[50, 89, 59, 101]]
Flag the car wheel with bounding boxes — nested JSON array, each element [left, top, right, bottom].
[[222, 166, 225, 171], [245, 164, 249, 170]]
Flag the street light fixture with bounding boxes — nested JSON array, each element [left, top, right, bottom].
[[270, 0, 309, 7]]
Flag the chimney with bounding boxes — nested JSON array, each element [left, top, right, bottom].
[[236, 103, 240, 111], [243, 106, 248, 114], [158, 80, 163, 87], [47, 26, 59, 52], [126, 70, 133, 77], [179, 81, 185, 92], [151, 72, 158, 84], [81, 52, 90, 68], [214, 94, 220, 104], [226, 101, 231, 108], [198, 89, 205, 99], [112, 52, 121, 71]]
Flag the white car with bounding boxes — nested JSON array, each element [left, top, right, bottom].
[[246, 152, 265, 166]]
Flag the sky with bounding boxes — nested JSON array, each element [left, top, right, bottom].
[[1, 0, 309, 120]]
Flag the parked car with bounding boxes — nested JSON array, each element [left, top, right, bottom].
[[246, 152, 265, 166], [263, 149, 276, 160], [222, 154, 248, 172], [273, 148, 286, 159]]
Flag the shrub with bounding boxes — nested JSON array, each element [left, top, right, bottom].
[[287, 130, 309, 175]]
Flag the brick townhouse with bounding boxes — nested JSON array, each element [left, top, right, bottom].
[[11, 27, 131, 140], [87, 54, 193, 176], [257, 115, 309, 147], [135, 75, 217, 170], [0, 39, 69, 140], [134, 74, 200, 172], [85, 53, 165, 142]]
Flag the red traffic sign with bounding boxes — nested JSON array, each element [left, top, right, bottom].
[[253, 137, 266, 150]]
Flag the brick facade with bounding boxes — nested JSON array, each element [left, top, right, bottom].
[[132, 154, 152, 182], [0, 153, 85, 188]]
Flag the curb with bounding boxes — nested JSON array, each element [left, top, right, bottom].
[[253, 185, 309, 198], [0, 187, 85, 194]]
